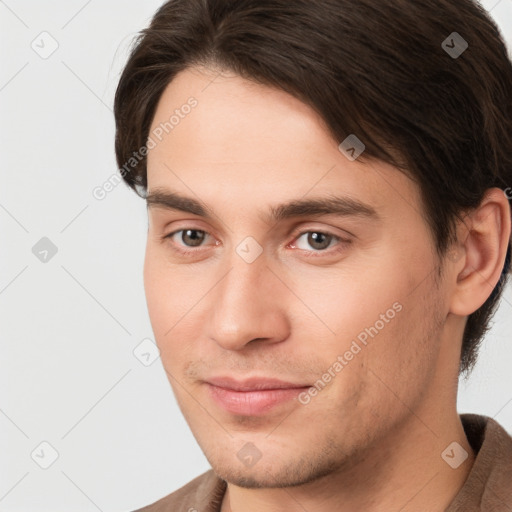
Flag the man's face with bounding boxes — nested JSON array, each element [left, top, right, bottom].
[[144, 66, 451, 487]]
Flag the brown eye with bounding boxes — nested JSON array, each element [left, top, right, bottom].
[[164, 229, 209, 250], [294, 231, 337, 251], [289, 229, 352, 258], [306, 232, 333, 250], [178, 229, 206, 247]]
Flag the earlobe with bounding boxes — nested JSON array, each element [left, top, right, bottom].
[[449, 188, 511, 316]]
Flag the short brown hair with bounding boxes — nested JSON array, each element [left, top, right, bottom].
[[114, 0, 512, 376]]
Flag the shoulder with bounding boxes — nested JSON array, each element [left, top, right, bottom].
[[447, 414, 512, 511], [131, 469, 227, 512], [460, 413, 512, 459]]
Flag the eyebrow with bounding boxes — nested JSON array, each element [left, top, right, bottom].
[[146, 187, 379, 224]]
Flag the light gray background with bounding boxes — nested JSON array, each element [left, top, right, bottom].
[[1, 1, 511, 511]]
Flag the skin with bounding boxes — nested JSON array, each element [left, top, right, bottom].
[[143, 66, 511, 511]]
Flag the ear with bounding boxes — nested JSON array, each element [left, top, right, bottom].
[[449, 188, 511, 316]]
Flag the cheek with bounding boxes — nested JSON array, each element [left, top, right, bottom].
[[289, 251, 439, 388], [143, 247, 211, 369], [287, 260, 408, 344], [143, 248, 188, 350], [361, 278, 444, 406], [143, 249, 169, 337]]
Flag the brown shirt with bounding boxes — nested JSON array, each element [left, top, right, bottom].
[[133, 414, 512, 511]]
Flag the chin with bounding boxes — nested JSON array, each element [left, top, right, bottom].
[[209, 451, 343, 489]]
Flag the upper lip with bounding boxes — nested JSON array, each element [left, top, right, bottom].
[[205, 376, 310, 391]]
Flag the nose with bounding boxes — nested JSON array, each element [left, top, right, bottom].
[[207, 252, 291, 351]]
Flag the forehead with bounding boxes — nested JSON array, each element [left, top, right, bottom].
[[148, 66, 335, 163], [146, 67, 421, 222]]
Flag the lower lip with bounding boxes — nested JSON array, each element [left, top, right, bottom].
[[206, 383, 310, 416]]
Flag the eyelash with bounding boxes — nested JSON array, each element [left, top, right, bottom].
[[162, 228, 350, 257]]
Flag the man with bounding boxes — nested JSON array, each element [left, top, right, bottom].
[[115, 0, 512, 510]]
